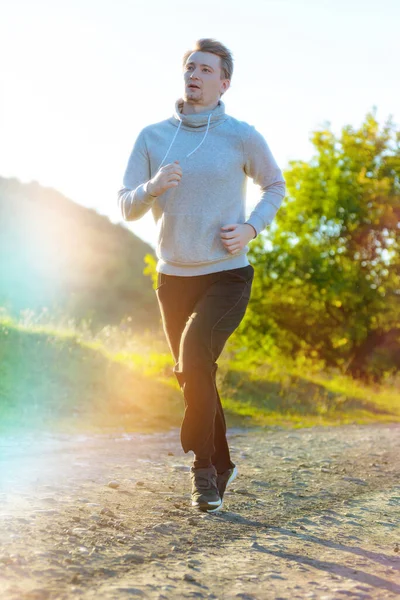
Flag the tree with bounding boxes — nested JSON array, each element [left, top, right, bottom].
[[241, 107, 400, 383]]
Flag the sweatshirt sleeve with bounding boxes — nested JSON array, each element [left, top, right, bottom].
[[117, 129, 157, 221], [242, 125, 286, 238]]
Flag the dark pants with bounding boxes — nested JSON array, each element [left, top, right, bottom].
[[154, 263, 254, 474]]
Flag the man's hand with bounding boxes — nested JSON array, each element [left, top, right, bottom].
[[148, 160, 182, 197], [220, 223, 256, 254]]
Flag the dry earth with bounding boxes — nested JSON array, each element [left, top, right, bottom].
[[0, 423, 399, 599]]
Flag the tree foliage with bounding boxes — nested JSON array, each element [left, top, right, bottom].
[[241, 108, 400, 383]]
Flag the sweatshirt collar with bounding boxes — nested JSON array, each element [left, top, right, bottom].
[[169, 97, 228, 130]]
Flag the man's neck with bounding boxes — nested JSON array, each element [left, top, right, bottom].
[[181, 99, 219, 115]]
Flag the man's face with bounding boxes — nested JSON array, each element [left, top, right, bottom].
[[183, 51, 230, 106]]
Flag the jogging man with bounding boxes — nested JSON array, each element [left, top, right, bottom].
[[118, 38, 286, 512]]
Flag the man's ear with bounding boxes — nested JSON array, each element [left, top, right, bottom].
[[222, 80, 231, 95]]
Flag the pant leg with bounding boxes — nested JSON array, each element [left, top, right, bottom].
[[155, 270, 228, 465], [155, 265, 254, 470], [211, 362, 236, 473], [154, 270, 219, 370]]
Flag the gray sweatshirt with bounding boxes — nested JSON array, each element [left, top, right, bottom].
[[118, 98, 286, 276]]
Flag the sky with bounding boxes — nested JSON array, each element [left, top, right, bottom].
[[1, 0, 399, 250]]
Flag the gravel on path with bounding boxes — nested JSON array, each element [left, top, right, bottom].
[[0, 423, 399, 599]]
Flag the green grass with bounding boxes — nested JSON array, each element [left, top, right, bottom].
[[0, 310, 399, 435]]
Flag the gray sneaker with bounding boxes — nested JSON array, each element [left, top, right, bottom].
[[217, 464, 238, 501], [190, 465, 222, 512]]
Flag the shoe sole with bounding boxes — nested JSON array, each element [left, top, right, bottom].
[[192, 499, 222, 513], [206, 501, 223, 513], [225, 465, 238, 489]]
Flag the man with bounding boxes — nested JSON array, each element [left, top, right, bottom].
[[118, 38, 286, 513]]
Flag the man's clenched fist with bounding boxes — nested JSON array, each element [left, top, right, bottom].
[[148, 160, 182, 197], [220, 223, 256, 254]]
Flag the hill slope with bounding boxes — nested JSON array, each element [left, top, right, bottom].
[[0, 176, 159, 332], [1, 318, 399, 434]]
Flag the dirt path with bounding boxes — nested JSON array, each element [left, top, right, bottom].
[[0, 423, 399, 599]]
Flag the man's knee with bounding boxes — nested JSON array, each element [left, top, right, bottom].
[[173, 356, 215, 388]]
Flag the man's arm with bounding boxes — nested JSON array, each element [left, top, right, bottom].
[[242, 125, 286, 238], [117, 129, 157, 222]]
